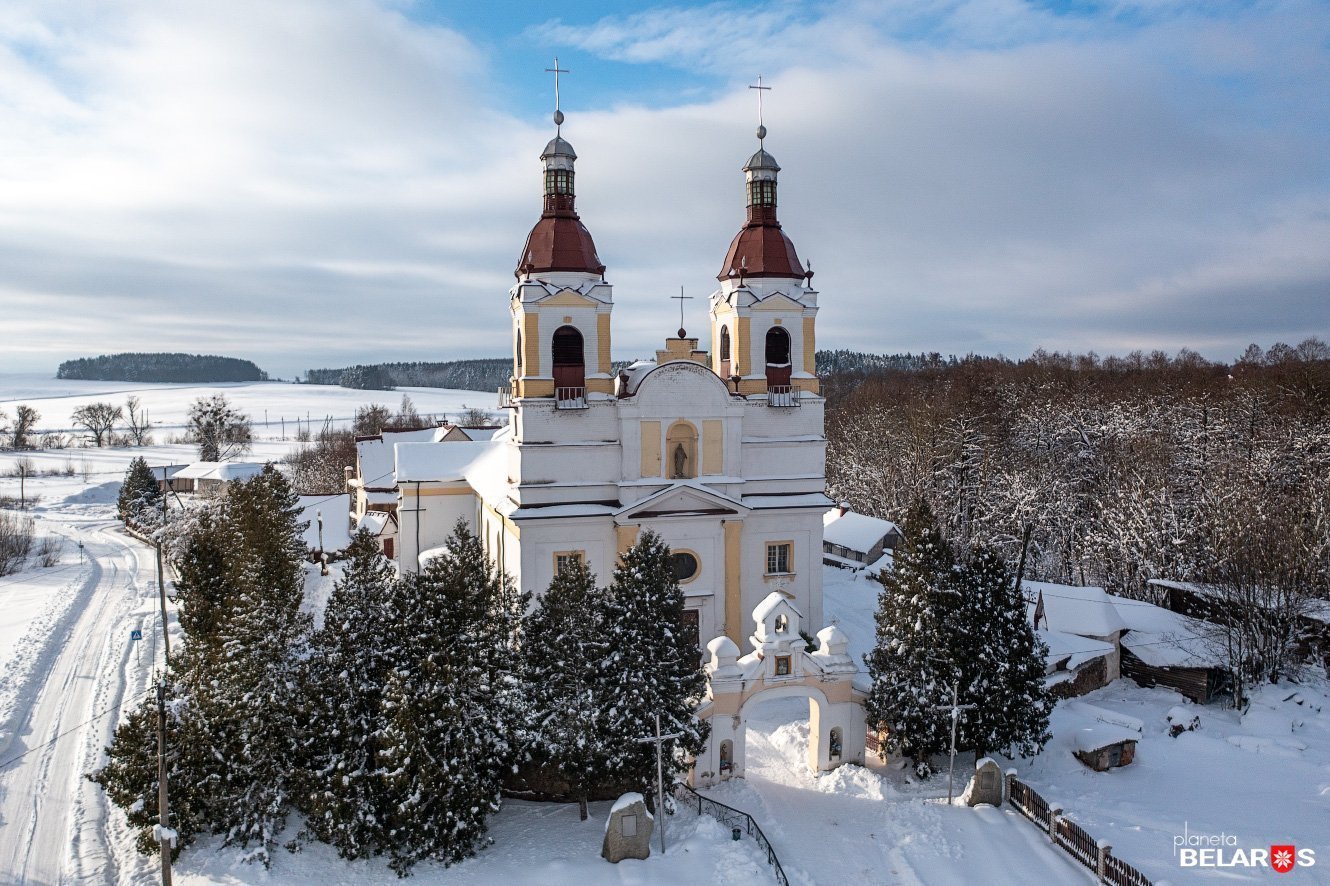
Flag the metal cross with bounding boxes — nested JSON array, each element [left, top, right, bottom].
[[546, 57, 570, 114], [671, 287, 693, 336], [749, 75, 771, 127]]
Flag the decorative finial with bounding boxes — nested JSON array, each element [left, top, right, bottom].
[[546, 57, 570, 132], [749, 75, 771, 144]]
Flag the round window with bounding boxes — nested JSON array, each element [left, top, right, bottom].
[[670, 551, 699, 583]]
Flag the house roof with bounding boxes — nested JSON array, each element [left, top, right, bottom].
[[395, 439, 497, 483], [753, 590, 802, 624], [174, 461, 270, 482], [822, 510, 899, 554], [1038, 628, 1115, 670], [1114, 596, 1222, 668], [356, 427, 444, 487], [297, 494, 352, 553], [1073, 724, 1140, 753], [1025, 581, 1129, 637]]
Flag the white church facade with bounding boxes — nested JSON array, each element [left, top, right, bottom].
[[388, 109, 867, 782]]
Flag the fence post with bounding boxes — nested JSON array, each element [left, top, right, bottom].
[[1097, 841, 1111, 883], [1004, 768, 1017, 807], [1048, 806, 1062, 843]]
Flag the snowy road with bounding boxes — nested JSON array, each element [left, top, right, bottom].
[[0, 519, 163, 886]]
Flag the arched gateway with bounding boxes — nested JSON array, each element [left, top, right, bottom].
[[690, 592, 868, 787]]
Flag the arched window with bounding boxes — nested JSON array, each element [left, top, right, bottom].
[[719, 325, 732, 378], [765, 326, 792, 388], [719, 739, 733, 773], [515, 329, 523, 377], [552, 325, 585, 395], [774, 613, 789, 634], [666, 420, 698, 479]]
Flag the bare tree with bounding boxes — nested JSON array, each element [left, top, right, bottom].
[[72, 402, 124, 447], [394, 395, 425, 429], [187, 394, 253, 461], [353, 403, 392, 436], [10, 405, 40, 450], [122, 395, 153, 446]]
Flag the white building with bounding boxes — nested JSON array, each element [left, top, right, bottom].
[[395, 117, 835, 653]]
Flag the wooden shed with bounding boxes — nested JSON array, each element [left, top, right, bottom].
[[1073, 726, 1138, 772]]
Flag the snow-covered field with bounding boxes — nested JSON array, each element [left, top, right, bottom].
[[2, 375, 1327, 884]]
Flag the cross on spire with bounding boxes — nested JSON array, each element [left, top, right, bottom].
[[546, 57, 570, 130], [671, 287, 693, 338], [749, 75, 771, 141]]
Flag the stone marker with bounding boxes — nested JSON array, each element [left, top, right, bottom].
[[602, 792, 653, 863], [964, 757, 1005, 807]]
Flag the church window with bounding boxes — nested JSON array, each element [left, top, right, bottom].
[[670, 550, 699, 583], [765, 326, 792, 389], [545, 168, 574, 196], [720, 325, 731, 361], [552, 325, 585, 394], [774, 655, 792, 676], [681, 608, 700, 650], [766, 542, 792, 575], [665, 421, 698, 479], [515, 329, 523, 375], [554, 550, 584, 575]]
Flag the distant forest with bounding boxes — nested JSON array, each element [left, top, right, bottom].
[[305, 351, 941, 393], [57, 353, 268, 383]]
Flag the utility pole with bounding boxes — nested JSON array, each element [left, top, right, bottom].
[[635, 713, 682, 854], [933, 681, 976, 804], [19, 460, 26, 510], [154, 467, 173, 885]]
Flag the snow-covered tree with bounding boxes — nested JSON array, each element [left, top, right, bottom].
[[519, 560, 611, 816], [118, 456, 162, 527], [377, 521, 518, 873], [597, 530, 708, 802], [300, 530, 398, 858], [71, 401, 123, 447], [951, 547, 1052, 760], [186, 394, 252, 461], [864, 499, 962, 776]]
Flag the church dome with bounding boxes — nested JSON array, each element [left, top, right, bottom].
[[516, 133, 606, 278], [717, 135, 805, 281]]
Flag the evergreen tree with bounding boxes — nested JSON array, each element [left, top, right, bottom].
[[597, 531, 708, 803], [520, 560, 610, 816], [300, 530, 398, 859], [950, 547, 1053, 760], [864, 499, 962, 776], [377, 521, 518, 874], [117, 456, 162, 526]]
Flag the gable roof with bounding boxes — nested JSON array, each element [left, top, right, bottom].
[[616, 482, 748, 521], [823, 510, 899, 553], [1024, 581, 1128, 637]]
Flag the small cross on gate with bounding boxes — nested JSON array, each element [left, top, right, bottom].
[[671, 287, 693, 337]]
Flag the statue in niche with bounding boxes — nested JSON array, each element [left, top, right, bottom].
[[672, 442, 689, 479]]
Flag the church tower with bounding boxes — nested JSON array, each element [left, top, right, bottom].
[[510, 105, 614, 405], [710, 120, 820, 401]]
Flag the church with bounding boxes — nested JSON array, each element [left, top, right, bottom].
[[393, 106, 830, 650]]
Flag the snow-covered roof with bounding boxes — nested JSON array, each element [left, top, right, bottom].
[[1113, 595, 1222, 668], [823, 509, 899, 554], [1025, 581, 1128, 638], [356, 510, 391, 536], [618, 361, 657, 396], [753, 591, 802, 625], [356, 427, 441, 486], [1073, 724, 1140, 753], [458, 426, 505, 441], [395, 439, 496, 483], [174, 461, 270, 482], [745, 492, 835, 510], [1038, 628, 1114, 670], [417, 544, 451, 567], [297, 494, 353, 553], [1148, 578, 1330, 625]]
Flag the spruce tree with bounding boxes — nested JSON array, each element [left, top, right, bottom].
[[864, 499, 962, 776], [377, 521, 518, 874], [300, 529, 398, 858], [597, 530, 708, 802], [952, 547, 1052, 760], [118, 456, 162, 526], [520, 560, 610, 816]]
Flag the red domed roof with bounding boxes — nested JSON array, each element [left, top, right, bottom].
[[517, 211, 605, 278], [718, 207, 803, 281]]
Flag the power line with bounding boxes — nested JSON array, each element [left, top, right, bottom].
[[0, 685, 156, 774]]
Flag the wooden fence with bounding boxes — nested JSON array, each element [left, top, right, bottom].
[[1007, 774, 1154, 886], [673, 782, 788, 886]]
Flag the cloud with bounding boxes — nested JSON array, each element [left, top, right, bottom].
[[0, 0, 1327, 378]]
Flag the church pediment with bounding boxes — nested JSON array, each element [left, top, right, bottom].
[[617, 483, 748, 521], [539, 288, 600, 307], [750, 292, 805, 311], [632, 361, 733, 411]]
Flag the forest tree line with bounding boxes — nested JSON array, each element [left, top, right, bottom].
[[825, 340, 1330, 687], [56, 353, 268, 383]]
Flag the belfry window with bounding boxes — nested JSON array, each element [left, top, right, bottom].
[[765, 326, 792, 389], [552, 325, 585, 396], [719, 325, 732, 377], [747, 178, 776, 207], [545, 168, 574, 196]]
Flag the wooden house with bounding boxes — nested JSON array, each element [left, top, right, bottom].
[[822, 506, 902, 570]]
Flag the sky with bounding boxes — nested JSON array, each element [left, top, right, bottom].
[[1, 0, 1327, 378]]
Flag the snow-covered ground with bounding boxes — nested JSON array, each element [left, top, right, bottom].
[[3, 376, 1328, 884]]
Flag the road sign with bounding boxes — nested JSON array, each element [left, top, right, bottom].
[[130, 629, 143, 641]]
